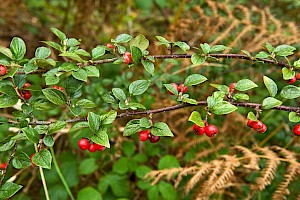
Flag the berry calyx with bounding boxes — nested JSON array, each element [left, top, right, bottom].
[[178, 83, 188, 93], [258, 123, 267, 133], [23, 90, 32, 100], [293, 124, 300, 136], [0, 65, 7, 76], [78, 138, 90, 150], [0, 162, 7, 170], [252, 121, 264, 132], [106, 43, 114, 49], [88, 144, 97, 152], [30, 153, 36, 166], [149, 134, 160, 143], [138, 130, 150, 142], [192, 124, 205, 136], [287, 76, 297, 84], [229, 82, 236, 93], [23, 83, 31, 88], [247, 119, 256, 128], [52, 85, 64, 91], [94, 143, 106, 151], [204, 124, 218, 137], [167, 83, 179, 95], [123, 52, 132, 64]]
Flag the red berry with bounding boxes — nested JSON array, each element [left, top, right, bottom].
[[139, 130, 150, 142], [52, 85, 64, 91], [0, 162, 7, 170], [192, 124, 205, 136], [167, 83, 179, 95], [252, 121, 264, 132], [30, 154, 36, 166], [0, 65, 7, 76], [204, 124, 218, 137], [23, 83, 31, 88], [88, 144, 97, 152], [247, 119, 257, 128], [94, 143, 106, 151], [258, 123, 267, 133], [78, 138, 90, 150], [296, 73, 300, 80], [178, 84, 188, 93], [123, 52, 132, 64], [23, 90, 32, 99], [106, 43, 114, 49], [293, 124, 300, 136], [149, 134, 160, 143], [287, 76, 296, 84], [229, 82, 236, 93]]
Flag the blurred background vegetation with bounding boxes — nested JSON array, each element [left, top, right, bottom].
[[0, 0, 300, 199]]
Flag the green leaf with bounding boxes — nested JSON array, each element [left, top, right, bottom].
[[42, 41, 62, 51], [173, 41, 190, 52], [188, 111, 204, 127], [181, 97, 198, 105], [235, 79, 258, 91], [294, 59, 300, 69], [112, 88, 126, 101], [282, 67, 295, 80], [255, 51, 269, 59], [141, 60, 155, 76], [91, 127, 110, 148], [32, 149, 52, 169], [158, 155, 180, 169], [59, 52, 84, 63], [79, 158, 98, 175], [23, 63, 37, 74], [115, 34, 132, 43], [184, 74, 207, 86], [129, 80, 150, 96], [100, 110, 117, 125], [210, 83, 229, 93], [78, 187, 102, 200], [163, 84, 178, 96], [241, 50, 252, 57], [58, 62, 79, 72], [0, 140, 16, 152], [101, 93, 118, 104], [43, 135, 54, 147], [123, 119, 141, 136], [212, 91, 225, 102], [280, 85, 300, 99], [31, 96, 55, 110], [263, 76, 278, 97], [130, 34, 149, 51], [247, 112, 257, 121], [92, 46, 106, 60], [122, 141, 135, 157], [35, 47, 51, 59], [140, 117, 152, 128], [44, 73, 59, 85], [10, 37, 26, 61], [48, 121, 67, 135], [265, 42, 275, 53], [50, 27, 66, 41], [72, 68, 88, 82], [0, 182, 23, 199], [66, 38, 80, 47], [75, 49, 91, 57], [155, 36, 171, 48], [200, 43, 210, 54], [76, 99, 96, 108], [22, 127, 39, 143], [232, 93, 249, 101], [88, 112, 101, 133], [151, 122, 174, 137], [288, 112, 300, 123], [70, 105, 81, 115], [84, 66, 99, 77], [130, 46, 143, 63], [274, 44, 296, 56], [136, 165, 152, 179], [211, 101, 238, 115], [42, 88, 66, 105], [69, 122, 89, 133], [210, 45, 229, 53], [262, 97, 282, 109], [0, 47, 13, 59], [12, 151, 31, 169], [0, 93, 19, 109], [191, 54, 206, 65], [159, 182, 178, 200], [207, 96, 216, 109]]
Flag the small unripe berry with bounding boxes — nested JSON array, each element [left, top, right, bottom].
[[106, 43, 114, 49], [149, 134, 160, 143], [123, 52, 132, 64], [192, 124, 205, 136], [293, 124, 300, 136], [23, 83, 31, 88], [258, 123, 267, 133], [0, 65, 7, 76], [229, 82, 236, 93], [287, 76, 296, 84], [178, 83, 188, 93], [252, 121, 264, 132], [52, 85, 64, 91], [78, 138, 90, 150], [204, 124, 218, 137], [94, 143, 106, 151], [167, 83, 179, 95], [138, 130, 150, 142], [0, 162, 7, 170], [23, 90, 32, 100], [88, 144, 97, 152]]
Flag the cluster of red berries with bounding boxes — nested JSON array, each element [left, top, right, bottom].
[[0, 64, 7, 76], [78, 138, 106, 153], [287, 73, 300, 84], [18, 82, 32, 100], [0, 162, 7, 170], [293, 124, 300, 136], [52, 85, 64, 91], [138, 130, 160, 143], [123, 52, 132, 64], [167, 83, 188, 95], [247, 119, 267, 133], [106, 43, 114, 49], [228, 82, 236, 93], [193, 123, 219, 137]]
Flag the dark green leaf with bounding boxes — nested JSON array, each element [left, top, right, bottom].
[[72, 68, 88, 82], [35, 47, 51, 59], [207, 96, 216, 109], [10, 37, 26, 61], [130, 46, 143, 63], [112, 88, 126, 101], [141, 60, 155, 76], [129, 80, 150, 96], [24, 63, 38, 74], [48, 121, 67, 135], [0, 182, 23, 199], [140, 117, 152, 128], [123, 119, 141, 136], [262, 97, 282, 109], [43, 135, 54, 147], [92, 46, 106, 60], [78, 187, 102, 200], [50, 27, 67, 41], [0, 47, 13, 59], [263, 76, 278, 97], [184, 74, 207, 86], [235, 79, 258, 91], [280, 85, 300, 99], [22, 127, 39, 143], [76, 99, 96, 108], [100, 110, 117, 125], [101, 93, 118, 104], [42, 88, 66, 105], [151, 122, 174, 137], [274, 44, 296, 57], [158, 182, 178, 200], [12, 151, 30, 169], [69, 122, 89, 133], [91, 127, 110, 148], [32, 149, 52, 169], [79, 158, 97, 175], [0, 140, 16, 152], [42, 41, 62, 51], [200, 43, 210, 54], [211, 101, 238, 115], [59, 52, 84, 63], [88, 112, 101, 133], [58, 62, 79, 72], [66, 38, 80, 47], [158, 155, 180, 169], [84, 66, 99, 77]]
